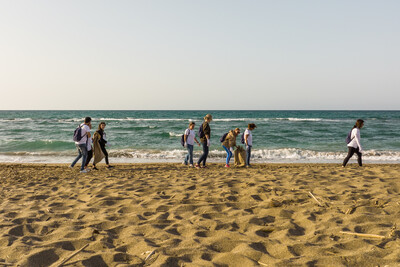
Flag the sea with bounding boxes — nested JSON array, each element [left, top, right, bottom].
[[0, 110, 399, 164]]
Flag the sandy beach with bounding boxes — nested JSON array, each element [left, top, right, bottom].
[[1, 163, 400, 266]]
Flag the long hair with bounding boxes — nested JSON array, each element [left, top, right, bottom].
[[353, 119, 364, 129], [97, 122, 106, 133]]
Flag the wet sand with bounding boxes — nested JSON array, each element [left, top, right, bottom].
[[0, 163, 400, 266]]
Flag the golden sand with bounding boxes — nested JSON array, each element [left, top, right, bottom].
[[0, 163, 400, 266]]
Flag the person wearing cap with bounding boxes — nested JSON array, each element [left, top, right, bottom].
[[244, 123, 257, 167], [196, 114, 212, 168], [222, 128, 240, 167]]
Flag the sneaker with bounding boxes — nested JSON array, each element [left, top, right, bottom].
[[246, 165, 251, 168], [80, 169, 88, 173], [69, 165, 74, 169], [93, 166, 99, 170], [195, 164, 200, 168], [225, 164, 230, 168], [189, 164, 194, 168], [107, 165, 115, 169]]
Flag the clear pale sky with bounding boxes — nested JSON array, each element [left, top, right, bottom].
[[1, 0, 399, 110]]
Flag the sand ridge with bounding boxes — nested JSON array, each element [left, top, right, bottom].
[[0, 163, 400, 266]]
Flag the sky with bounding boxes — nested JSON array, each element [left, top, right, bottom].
[[0, 0, 399, 110]]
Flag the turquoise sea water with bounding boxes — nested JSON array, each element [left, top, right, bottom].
[[0, 110, 399, 163]]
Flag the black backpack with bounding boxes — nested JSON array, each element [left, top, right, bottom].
[[220, 132, 228, 142], [198, 123, 205, 138], [73, 124, 83, 142], [346, 129, 355, 144], [180, 129, 189, 147], [240, 132, 245, 144]]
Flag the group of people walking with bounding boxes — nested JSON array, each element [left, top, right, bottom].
[[70, 117, 113, 173], [71, 115, 365, 172], [182, 114, 257, 168]]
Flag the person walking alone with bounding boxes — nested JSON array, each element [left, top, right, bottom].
[[196, 114, 212, 168], [343, 119, 364, 167]]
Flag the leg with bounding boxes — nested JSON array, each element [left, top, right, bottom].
[[355, 148, 362, 166], [223, 146, 230, 165], [203, 141, 209, 166], [246, 146, 252, 166], [197, 141, 207, 165], [343, 147, 355, 167], [188, 144, 194, 165], [100, 144, 109, 165], [71, 144, 83, 167], [184, 145, 190, 165], [80, 145, 88, 171], [85, 149, 93, 167]]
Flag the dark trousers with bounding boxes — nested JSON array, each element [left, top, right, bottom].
[[85, 149, 93, 166], [100, 143, 109, 165], [343, 147, 362, 167], [197, 141, 209, 166]]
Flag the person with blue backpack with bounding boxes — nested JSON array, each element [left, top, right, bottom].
[[243, 123, 257, 167], [221, 128, 241, 167], [342, 119, 364, 167], [70, 117, 92, 173], [182, 121, 200, 167], [195, 114, 212, 168]]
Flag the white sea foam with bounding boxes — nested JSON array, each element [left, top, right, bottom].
[[1, 148, 399, 163]]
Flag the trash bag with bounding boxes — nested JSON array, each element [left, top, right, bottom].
[[234, 146, 246, 167]]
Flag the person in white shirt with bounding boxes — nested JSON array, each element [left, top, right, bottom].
[[244, 123, 257, 167], [70, 117, 92, 173], [343, 119, 364, 167], [183, 121, 200, 167]]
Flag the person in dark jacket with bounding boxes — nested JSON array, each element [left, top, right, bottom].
[[93, 122, 114, 169], [196, 114, 212, 168]]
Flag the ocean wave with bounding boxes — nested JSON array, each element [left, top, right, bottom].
[[2, 148, 400, 163], [169, 132, 182, 137]]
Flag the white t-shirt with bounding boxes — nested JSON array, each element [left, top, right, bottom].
[[347, 128, 363, 152], [87, 137, 93, 151], [244, 129, 253, 146], [184, 129, 195, 146], [75, 124, 91, 145]]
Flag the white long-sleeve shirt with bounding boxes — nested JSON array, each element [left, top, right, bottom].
[[347, 128, 363, 152]]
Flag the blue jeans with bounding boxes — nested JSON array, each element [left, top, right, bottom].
[[184, 144, 194, 165], [222, 145, 232, 165], [246, 145, 252, 166], [197, 141, 209, 166], [71, 144, 88, 171]]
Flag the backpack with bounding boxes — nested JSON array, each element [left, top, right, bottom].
[[73, 124, 83, 142], [180, 129, 189, 147], [240, 132, 245, 144], [220, 132, 228, 142], [346, 129, 355, 144], [198, 123, 205, 138]]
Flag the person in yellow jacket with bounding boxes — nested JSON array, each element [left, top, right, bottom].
[[221, 128, 240, 167]]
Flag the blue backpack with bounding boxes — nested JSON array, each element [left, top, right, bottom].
[[220, 132, 228, 142], [198, 123, 205, 138], [346, 129, 355, 144], [73, 124, 84, 142]]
